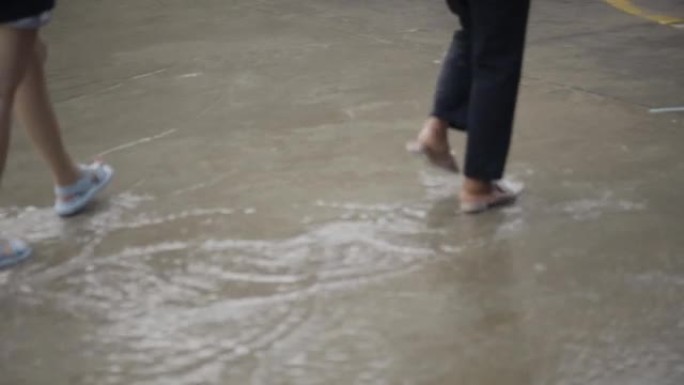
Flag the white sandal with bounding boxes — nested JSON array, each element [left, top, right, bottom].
[[0, 238, 32, 269], [54, 161, 114, 217]]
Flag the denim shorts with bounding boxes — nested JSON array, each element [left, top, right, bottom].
[[6, 11, 52, 29]]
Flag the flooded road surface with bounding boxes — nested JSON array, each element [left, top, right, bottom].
[[1, 0, 684, 384]]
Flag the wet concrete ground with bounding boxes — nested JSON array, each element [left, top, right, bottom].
[[1, 0, 684, 384]]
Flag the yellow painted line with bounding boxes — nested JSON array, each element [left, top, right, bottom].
[[605, 0, 684, 26]]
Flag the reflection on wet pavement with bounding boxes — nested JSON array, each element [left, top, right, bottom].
[[2, 0, 684, 384]]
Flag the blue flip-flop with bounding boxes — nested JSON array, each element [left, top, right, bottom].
[[0, 239, 32, 269], [54, 161, 114, 217]]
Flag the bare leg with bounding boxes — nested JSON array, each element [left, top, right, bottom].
[[0, 27, 37, 264], [13, 37, 79, 187], [0, 27, 36, 182]]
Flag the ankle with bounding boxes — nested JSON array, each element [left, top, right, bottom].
[[54, 165, 81, 187], [418, 117, 450, 147], [423, 117, 449, 134], [462, 177, 494, 197]]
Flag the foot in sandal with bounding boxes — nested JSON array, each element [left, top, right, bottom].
[[460, 178, 523, 214], [0, 238, 32, 269], [54, 160, 114, 217], [407, 117, 459, 173]]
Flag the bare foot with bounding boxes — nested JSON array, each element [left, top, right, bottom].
[[407, 117, 459, 173], [460, 178, 522, 214]]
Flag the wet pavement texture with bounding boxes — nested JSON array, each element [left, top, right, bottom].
[[1, 0, 684, 384]]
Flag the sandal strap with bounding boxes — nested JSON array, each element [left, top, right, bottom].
[[54, 163, 104, 197], [55, 175, 90, 197], [1, 239, 28, 257], [492, 181, 513, 195]]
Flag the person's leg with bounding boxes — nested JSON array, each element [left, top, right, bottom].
[[0, 27, 36, 181], [0, 26, 37, 266], [412, 0, 472, 173], [431, 0, 472, 131], [13, 37, 80, 187], [461, 0, 530, 200], [14, 35, 113, 217]]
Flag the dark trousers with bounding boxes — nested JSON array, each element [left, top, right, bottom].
[[432, 0, 530, 181]]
